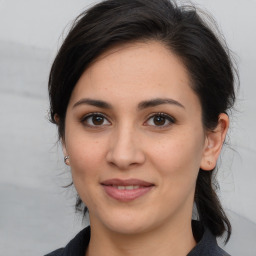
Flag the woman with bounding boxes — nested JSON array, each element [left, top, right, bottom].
[[46, 0, 236, 255]]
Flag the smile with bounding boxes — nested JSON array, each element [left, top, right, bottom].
[[101, 179, 154, 201]]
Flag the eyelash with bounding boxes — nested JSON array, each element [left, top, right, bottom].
[[80, 112, 175, 128], [144, 112, 175, 128], [81, 112, 111, 127]]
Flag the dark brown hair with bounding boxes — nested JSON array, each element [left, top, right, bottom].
[[48, 0, 237, 242]]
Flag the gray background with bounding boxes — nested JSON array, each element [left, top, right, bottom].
[[0, 0, 255, 255]]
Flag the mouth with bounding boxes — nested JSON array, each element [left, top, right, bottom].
[[101, 179, 154, 202], [111, 185, 142, 190]]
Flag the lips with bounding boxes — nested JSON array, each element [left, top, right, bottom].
[[101, 179, 154, 201]]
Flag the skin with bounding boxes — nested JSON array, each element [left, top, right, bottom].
[[61, 41, 229, 256]]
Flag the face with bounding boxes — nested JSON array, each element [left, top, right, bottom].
[[63, 41, 210, 235]]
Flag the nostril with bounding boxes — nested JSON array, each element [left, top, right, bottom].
[[105, 132, 146, 169], [106, 151, 145, 170]]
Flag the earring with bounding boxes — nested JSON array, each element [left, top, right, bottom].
[[64, 156, 70, 165]]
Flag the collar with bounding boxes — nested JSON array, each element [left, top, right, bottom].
[[188, 221, 230, 256], [45, 221, 230, 256]]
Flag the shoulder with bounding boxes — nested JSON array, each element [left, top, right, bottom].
[[44, 226, 91, 256], [44, 248, 64, 256], [188, 221, 231, 256]]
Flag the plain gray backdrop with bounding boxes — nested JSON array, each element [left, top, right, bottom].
[[0, 0, 255, 255]]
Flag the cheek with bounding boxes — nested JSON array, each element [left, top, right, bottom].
[[147, 130, 204, 181], [67, 138, 106, 206], [66, 133, 107, 182], [149, 133, 204, 213]]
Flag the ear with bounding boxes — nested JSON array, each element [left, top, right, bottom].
[[62, 140, 68, 156], [55, 114, 69, 165], [54, 113, 59, 124], [54, 114, 68, 154], [61, 140, 70, 165], [200, 113, 229, 171]]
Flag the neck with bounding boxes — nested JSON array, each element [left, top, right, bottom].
[[86, 217, 196, 256]]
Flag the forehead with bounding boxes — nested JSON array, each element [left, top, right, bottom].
[[69, 41, 200, 112], [89, 40, 190, 87]]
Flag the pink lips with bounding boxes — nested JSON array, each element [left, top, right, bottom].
[[101, 179, 154, 202]]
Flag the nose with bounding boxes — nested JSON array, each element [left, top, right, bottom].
[[106, 125, 146, 170]]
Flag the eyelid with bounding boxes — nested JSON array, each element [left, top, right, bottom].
[[144, 112, 176, 127], [80, 112, 175, 128], [81, 112, 111, 127]]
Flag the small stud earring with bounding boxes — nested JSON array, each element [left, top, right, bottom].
[[64, 156, 70, 165]]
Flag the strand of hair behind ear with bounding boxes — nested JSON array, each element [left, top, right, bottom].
[[195, 169, 232, 243]]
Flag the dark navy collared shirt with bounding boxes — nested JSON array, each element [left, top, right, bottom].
[[45, 222, 230, 256]]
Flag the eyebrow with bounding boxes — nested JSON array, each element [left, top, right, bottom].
[[72, 97, 185, 110], [138, 98, 185, 110], [73, 98, 112, 109]]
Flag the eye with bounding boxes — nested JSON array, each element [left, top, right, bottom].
[[145, 113, 175, 127], [81, 113, 111, 127]]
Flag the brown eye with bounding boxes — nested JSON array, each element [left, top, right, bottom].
[[92, 115, 104, 125], [153, 115, 166, 126], [82, 113, 111, 127], [145, 113, 175, 127]]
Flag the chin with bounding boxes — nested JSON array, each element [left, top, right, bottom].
[[107, 220, 149, 235], [95, 208, 153, 235]]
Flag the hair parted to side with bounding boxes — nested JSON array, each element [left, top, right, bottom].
[[49, 0, 237, 243]]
